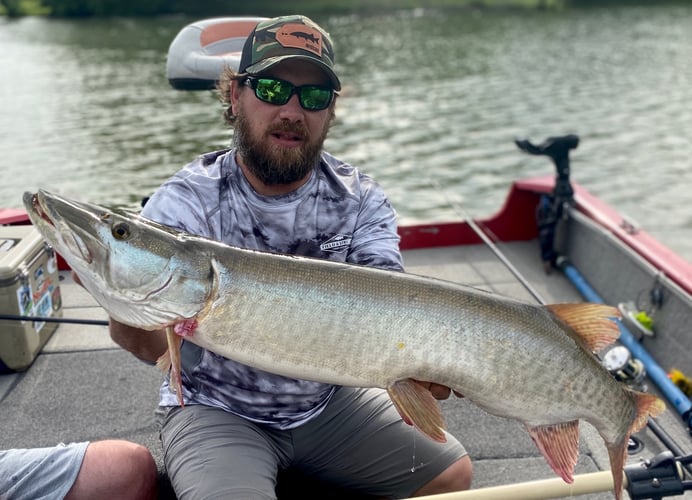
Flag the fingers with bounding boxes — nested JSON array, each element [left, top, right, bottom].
[[412, 379, 464, 400], [393, 379, 464, 427], [428, 382, 451, 400]]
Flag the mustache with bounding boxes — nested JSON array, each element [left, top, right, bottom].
[[266, 121, 310, 140]]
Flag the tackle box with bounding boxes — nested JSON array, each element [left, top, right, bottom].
[[0, 225, 62, 372]]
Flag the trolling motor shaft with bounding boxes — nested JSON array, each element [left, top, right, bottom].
[[515, 134, 579, 270], [515, 134, 579, 201]]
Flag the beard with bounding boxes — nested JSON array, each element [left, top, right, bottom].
[[233, 108, 329, 186]]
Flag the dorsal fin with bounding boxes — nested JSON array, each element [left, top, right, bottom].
[[546, 303, 620, 352]]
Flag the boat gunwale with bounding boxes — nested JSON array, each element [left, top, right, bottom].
[[397, 175, 692, 297]]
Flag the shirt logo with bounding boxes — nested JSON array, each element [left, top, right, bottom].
[[320, 234, 352, 253]]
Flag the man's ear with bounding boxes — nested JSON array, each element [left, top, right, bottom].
[[230, 79, 242, 110]]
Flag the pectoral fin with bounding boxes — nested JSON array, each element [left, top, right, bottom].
[[527, 420, 580, 483], [387, 379, 447, 443], [155, 326, 185, 407]]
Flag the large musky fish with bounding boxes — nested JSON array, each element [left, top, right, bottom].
[[24, 189, 665, 499]]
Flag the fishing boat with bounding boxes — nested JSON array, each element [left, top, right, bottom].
[[166, 16, 267, 90], [1, 17, 691, 500]]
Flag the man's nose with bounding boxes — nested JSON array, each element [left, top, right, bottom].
[[278, 94, 305, 120]]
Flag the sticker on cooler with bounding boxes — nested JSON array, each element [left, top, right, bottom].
[[46, 251, 57, 275], [17, 285, 32, 316], [32, 286, 53, 333]]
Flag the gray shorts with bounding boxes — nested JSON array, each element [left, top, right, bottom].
[[0, 442, 89, 500], [158, 386, 467, 500]]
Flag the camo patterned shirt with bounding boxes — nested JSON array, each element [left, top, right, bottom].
[[142, 148, 403, 429]]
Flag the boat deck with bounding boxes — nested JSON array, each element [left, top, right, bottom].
[[1, 240, 690, 499]]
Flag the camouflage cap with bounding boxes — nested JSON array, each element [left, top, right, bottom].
[[239, 15, 341, 91]]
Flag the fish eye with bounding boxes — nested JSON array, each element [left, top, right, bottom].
[[112, 222, 131, 240]]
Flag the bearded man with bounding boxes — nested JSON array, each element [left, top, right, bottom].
[[110, 15, 471, 499]]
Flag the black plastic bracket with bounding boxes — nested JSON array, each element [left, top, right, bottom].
[[625, 451, 692, 499]]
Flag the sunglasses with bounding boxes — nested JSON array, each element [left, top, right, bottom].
[[243, 77, 336, 111]]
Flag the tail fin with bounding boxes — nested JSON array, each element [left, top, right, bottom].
[[607, 391, 666, 500]]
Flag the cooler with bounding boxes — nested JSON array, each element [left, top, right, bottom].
[[0, 225, 63, 372]]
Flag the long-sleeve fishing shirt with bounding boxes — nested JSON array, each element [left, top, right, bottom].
[[141, 148, 403, 429]]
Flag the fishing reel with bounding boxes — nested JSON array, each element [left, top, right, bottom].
[[600, 344, 647, 387]]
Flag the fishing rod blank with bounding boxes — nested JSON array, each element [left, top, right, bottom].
[[403, 451, 692, 500], [0, 313, 108, 326]]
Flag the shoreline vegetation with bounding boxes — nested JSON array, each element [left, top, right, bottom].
[[4, 0, 560, 17], [2, 0, 688, 18]]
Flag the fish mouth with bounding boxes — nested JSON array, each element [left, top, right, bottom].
[[26, 191, 94, 265], [30, 192, 55, 227]]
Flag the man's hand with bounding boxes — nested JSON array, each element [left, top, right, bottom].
[[72, 271, 167, 363], [391, 379, 464, 429], [413, 379, 464, 400]]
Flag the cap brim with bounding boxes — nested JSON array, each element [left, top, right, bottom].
[[244, 55, 341, 91]]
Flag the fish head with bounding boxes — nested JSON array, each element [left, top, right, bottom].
[[23, 190, 214, 330]]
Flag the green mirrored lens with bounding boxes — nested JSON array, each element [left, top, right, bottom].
[[299, 88, 332, 110], [249, 78, 333, 111], [256, 79, 292, 105]]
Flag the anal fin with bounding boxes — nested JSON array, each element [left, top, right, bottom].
[[527, 420, 580, 483], [387, 379, 447, 443]]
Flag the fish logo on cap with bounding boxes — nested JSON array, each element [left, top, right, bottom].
[[276, 24, 323, 57]]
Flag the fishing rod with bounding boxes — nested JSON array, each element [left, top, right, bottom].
[[0, 313, 108, 326], [430, 135, 692, 498], [428, 179, 546, 306], [460, 207, 546, 305], [406, 452, 692, 499]]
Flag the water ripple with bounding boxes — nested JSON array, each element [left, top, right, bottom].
[[1, 7, 691, 262]]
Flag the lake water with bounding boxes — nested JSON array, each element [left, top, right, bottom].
[[1, 6, 691, 262]]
